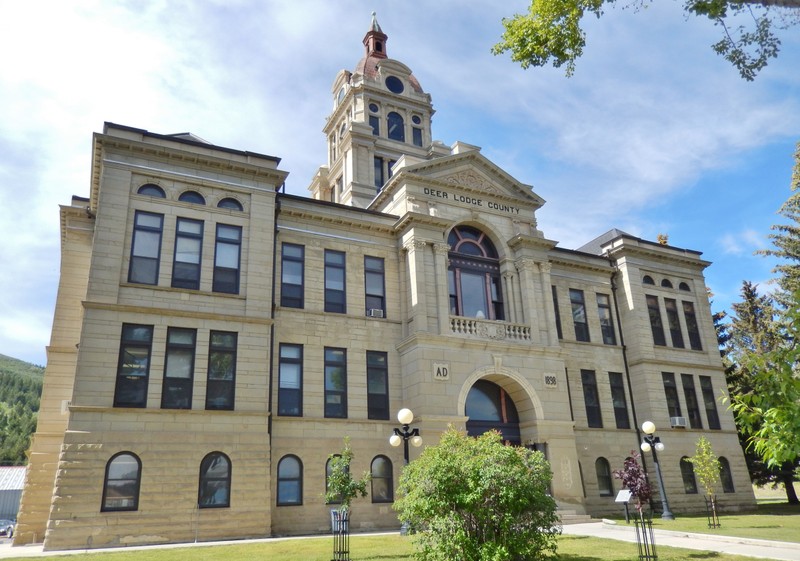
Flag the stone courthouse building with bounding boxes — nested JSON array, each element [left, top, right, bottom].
[[16, 15, 753, 551]]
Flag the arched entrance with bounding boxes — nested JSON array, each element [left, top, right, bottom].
[[465, 379, 521, 445]]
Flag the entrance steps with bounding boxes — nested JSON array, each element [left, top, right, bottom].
[[558, 509, 593, 525]]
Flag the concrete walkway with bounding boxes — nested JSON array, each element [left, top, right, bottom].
[[562, 520, 800, 561], [1, 523, 799, 560]]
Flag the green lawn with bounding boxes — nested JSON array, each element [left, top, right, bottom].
[[644, 503, 800, 543], [5, 534, 765, 561]]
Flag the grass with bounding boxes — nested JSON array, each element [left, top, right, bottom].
[[5, 533, 766, 561], [644, 503, 800, 543]]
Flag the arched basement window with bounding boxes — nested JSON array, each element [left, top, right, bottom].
[[101, 452, 142, 512], [465, 379, 520, 445], [448, 225, 504, 320], [198, 452, 231, 508]]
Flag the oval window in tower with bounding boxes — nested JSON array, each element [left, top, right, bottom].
[[385, 76, 404, 94]]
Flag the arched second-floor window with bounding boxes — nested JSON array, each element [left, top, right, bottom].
[[277, 455, 303, 506], [595, 457, 614, 496], [371, 455, 394, 503], [387, 112, 405, 142], [137, 183, 165, 198], [101, 452, 142, 512], [218, 197, 243, 211], [680, 456, 698, 494], [448, 226, 504, 320], [198, 452, 231, 508], [179, 190, 205, 205]]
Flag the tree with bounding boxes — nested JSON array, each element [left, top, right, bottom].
[[757, 142, 800, 303], [393, 427, 559, 561], [729, 296, 800, 502], [324, 437, 371, 512], [688, 437, 722, 526], [613, 453, 653, 513], [492, 0, 798, 80], [724, 281, 799, 503]]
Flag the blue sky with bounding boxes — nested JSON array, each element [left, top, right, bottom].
[[1, 1, 798, 366]]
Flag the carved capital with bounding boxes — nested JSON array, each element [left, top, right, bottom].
[[515, 257, 538, 273], [433, 243, 450, 256], [538, 262, 552, 274]]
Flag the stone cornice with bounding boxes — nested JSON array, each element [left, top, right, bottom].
[[82, 300, 273, 325]]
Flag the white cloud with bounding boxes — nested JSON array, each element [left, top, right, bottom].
[[0, 1, 798, 364]]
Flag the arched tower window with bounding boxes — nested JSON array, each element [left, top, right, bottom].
[[179, 191, 205, 205], [465, 379, 520, 444], [387, 112, 405, 142], [448, 226, 504, 320]]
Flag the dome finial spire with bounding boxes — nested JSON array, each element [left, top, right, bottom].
[[370, 11, 382, 33]]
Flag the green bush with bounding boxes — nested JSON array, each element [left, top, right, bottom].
[[394, 427, 560, 561]]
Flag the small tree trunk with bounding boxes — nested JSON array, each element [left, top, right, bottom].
[[780, 470, 799, 504]]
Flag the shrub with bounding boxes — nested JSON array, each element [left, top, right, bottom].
[[393, 427, 560, 561]]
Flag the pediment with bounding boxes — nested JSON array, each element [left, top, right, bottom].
[[370, 148, 545, 216]]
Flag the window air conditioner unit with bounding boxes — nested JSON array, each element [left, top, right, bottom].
[[367, 308, 385, 318], [670, 416, 687, 428]]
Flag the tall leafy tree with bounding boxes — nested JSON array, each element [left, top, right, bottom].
[[493, 0, 799, 80], [725, 281, 798, 503]]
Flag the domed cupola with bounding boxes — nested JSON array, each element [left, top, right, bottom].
[[309, 13, 435, 208], [354, 12, 424, 94]]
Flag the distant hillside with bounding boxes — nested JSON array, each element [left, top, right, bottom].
[[0, 354, 44, 465], [0, 353, 45, 380]]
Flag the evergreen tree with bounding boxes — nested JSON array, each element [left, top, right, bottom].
[[758, 142, 800, 304]]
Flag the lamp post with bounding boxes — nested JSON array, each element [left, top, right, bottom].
[[389, 408, 422, 536], [389, 408, 422, 464], [640, 421, 674, 520]]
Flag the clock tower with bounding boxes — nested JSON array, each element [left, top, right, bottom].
[[309, 13, 444, 207]]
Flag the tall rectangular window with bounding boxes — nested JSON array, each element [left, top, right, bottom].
[[161, 327, 196, 409], [364, 256, 386, 317], [369, 115, 380, 136], [206, 331, 237, 410], [608, 372, 630, 429], [129, 211, 163, 285], [114, 324, 154, 408], [662, 372, 682, 418], [596, 293, 616, 345], [683, 301, 703, 350], [367, 351, 389, 420], [699, 376, 721, 430], [172, 218, 203, 289], [647, 295, 667, 346], [324, 347, 347, 418], [552, 286, 563, 339], [570, 289, 590, 342], [412, 127, 423, 147], [325, 250, 346, 313], [581, 369, 603, 428], [665, 298, 685, 348], [681, 374, 703, 428], [278, 344, 303, 416], [281, 243, 305, 308], [213, 224, 242, 294], [374, 156, 384, 190]]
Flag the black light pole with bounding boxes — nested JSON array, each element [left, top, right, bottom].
[[389, 408, 421, 535], [389, 408, 422, 464], [640, 421, 674, 520]]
